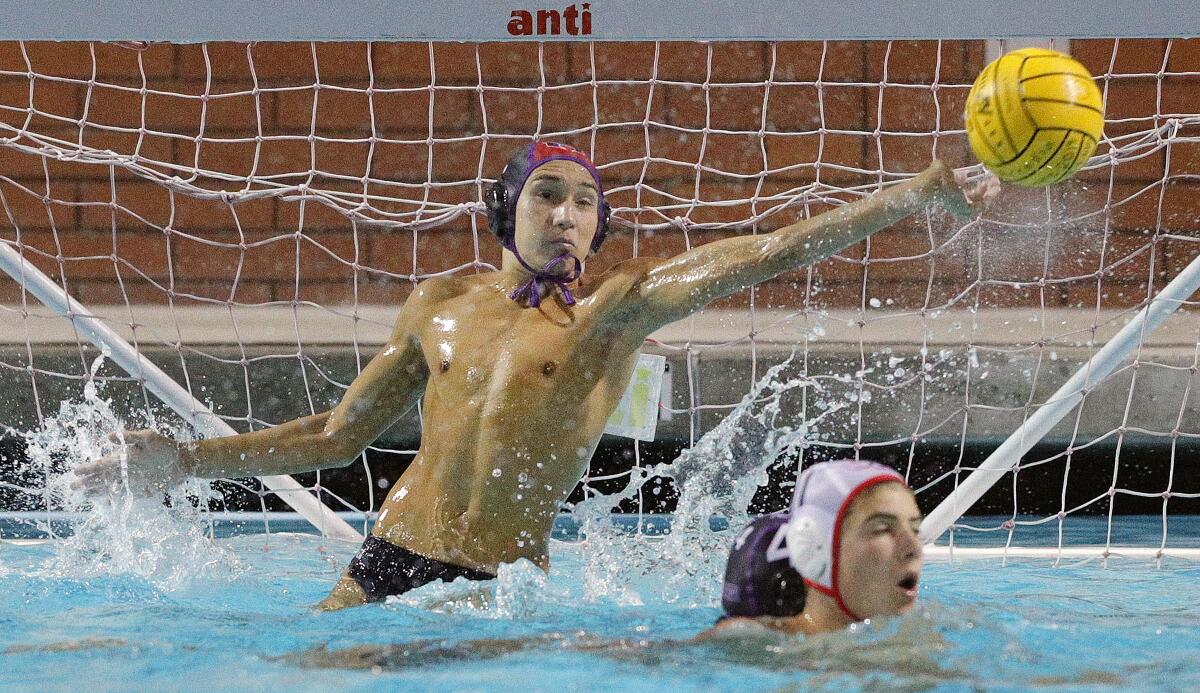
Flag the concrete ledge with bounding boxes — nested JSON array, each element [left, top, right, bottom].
[[0, 305, 1197, 446], [3, 305, 1198, 348]]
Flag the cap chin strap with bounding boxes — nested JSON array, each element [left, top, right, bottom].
[[503, 238, 582, 308]]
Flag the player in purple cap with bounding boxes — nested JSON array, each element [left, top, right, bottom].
[[718, 512, 806, 621], [78, 139, 985, 610], [708, 460, 922, 636]]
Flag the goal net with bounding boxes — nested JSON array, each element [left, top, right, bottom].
[[1, 35, 1198, 556]]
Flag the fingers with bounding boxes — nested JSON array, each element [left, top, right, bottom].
[[968, 174, 1001, 214], [70, 455, 120, 494]]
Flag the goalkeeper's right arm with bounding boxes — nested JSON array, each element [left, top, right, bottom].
[[72, 305, 430, 495]]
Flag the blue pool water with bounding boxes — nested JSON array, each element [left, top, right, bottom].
[[3, 514, 1200, 693]]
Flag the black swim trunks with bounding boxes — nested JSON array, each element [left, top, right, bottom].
[[347, 535, 495, 601]]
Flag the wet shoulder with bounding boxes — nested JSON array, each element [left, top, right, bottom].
[[402, 275, 478, 315], [585, 256, 663, 301]]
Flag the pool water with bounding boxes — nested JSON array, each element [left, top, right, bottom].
[[3, 514, 1200, 693]]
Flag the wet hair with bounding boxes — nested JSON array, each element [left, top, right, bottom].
[[721, 513, 806, 618], [484, 141, 611, 254]]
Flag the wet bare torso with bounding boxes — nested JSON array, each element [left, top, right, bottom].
[[374, 265, 652, 572]]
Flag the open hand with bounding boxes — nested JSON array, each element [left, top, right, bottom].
[[71, 429, 189, 496], [925, 160, 1000, 219]]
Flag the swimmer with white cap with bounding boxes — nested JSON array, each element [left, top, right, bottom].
[[706, 460, 922, 636]]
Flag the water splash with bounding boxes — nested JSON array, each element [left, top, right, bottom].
[[388, 557, 572, 620], [572, 355, 847, 607], [16, 353, 240, 591]]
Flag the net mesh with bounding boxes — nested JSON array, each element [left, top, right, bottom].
[[1, 38, 1199, 550]]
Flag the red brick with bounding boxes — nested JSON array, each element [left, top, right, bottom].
[[1071, 40, 1119, 78], [311, 43, 373, 87], [708, 42, 769, 83], [362, 179, 470, 225], [861, 277, 958, 311], [21, 42, 96, 81], [367, 227, 485, 276], [1045, 229, 1159, 282], [275, 192, 362, 232], [1076, 145, 1165, 185], [0, 181, 76, 231], [248, 43, 318, 84], [275, 85, 368, 134], [367, 140, 429, 183], [819, 84, 871, 132], [477, 87, 540, 135], [566, 42, 658, 81], [541, 82, 652, 130], [70, 278, 274, 305], [699, 132, 768, 178], [878, 134, 947, 175], [658, 82, 769, 131], [1105, 181, 1170, 233], [372, 86, 477, 136], [77, 127, 178, 175], [77, 181, 173, 232], [875, 87, 936, 139], [177, 43, 253, 83], [1166, 235, 1200, 276], [972, 281, 1053, 309], [867, 40, 986, 85], [14, 227, 174, 286], [1162, 74, 1200, 116], [657, 41, 768, 83], [238, 136, 312, 179], [373, 43, 478, 85], [764, 83, 822, 131], [1167, 139, 1200, 178], [187, 139, 260, 180], [774, 41, 865, 83], [166, 229, 271, 280], [0, 41, 26, 74], [802, 278, 869, 310], [864, 228, 942, 281], [92, 42, 177, 82], [1110, 39, 1170, 76], [476, 42, 570, 86], [0, 76, 81, 124], [764, 131, 869, 184], [166, 192, 275, 232], [1160, 180, 1200, 231], [198, 89, 270, 132], [1167, 39, 1200, 74], [1062, 280, 1154, 309], [591, 127, 706, 184], [84, 82, 154, 129]]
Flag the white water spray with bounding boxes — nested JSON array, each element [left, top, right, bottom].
[[17, 354, 240, 591]]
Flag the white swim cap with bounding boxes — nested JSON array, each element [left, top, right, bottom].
[[785, 460, 906, 619]]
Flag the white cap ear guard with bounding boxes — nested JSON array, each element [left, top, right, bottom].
[[784, 460, 906, 601]]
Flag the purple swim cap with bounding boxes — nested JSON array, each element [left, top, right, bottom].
[[721, 513, 806, 619], [484, 141, 611, 308]]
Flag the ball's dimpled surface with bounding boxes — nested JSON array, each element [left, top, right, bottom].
[[965, 48, 1104, 187]]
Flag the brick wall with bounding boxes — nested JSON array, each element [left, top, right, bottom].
[[0, 39, 1197, 311]]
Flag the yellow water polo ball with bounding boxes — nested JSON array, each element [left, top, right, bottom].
[[964, 47, 1104, 186]]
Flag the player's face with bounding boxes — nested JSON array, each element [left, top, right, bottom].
[[837, 483, 923, 620], [512, 160, 600, 267]]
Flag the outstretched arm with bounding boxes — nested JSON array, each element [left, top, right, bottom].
[[621, 161, 996, 332], [73, 301, 430, 494]]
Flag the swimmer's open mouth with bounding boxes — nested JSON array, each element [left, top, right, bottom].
[[898, 573, 919, 591]]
